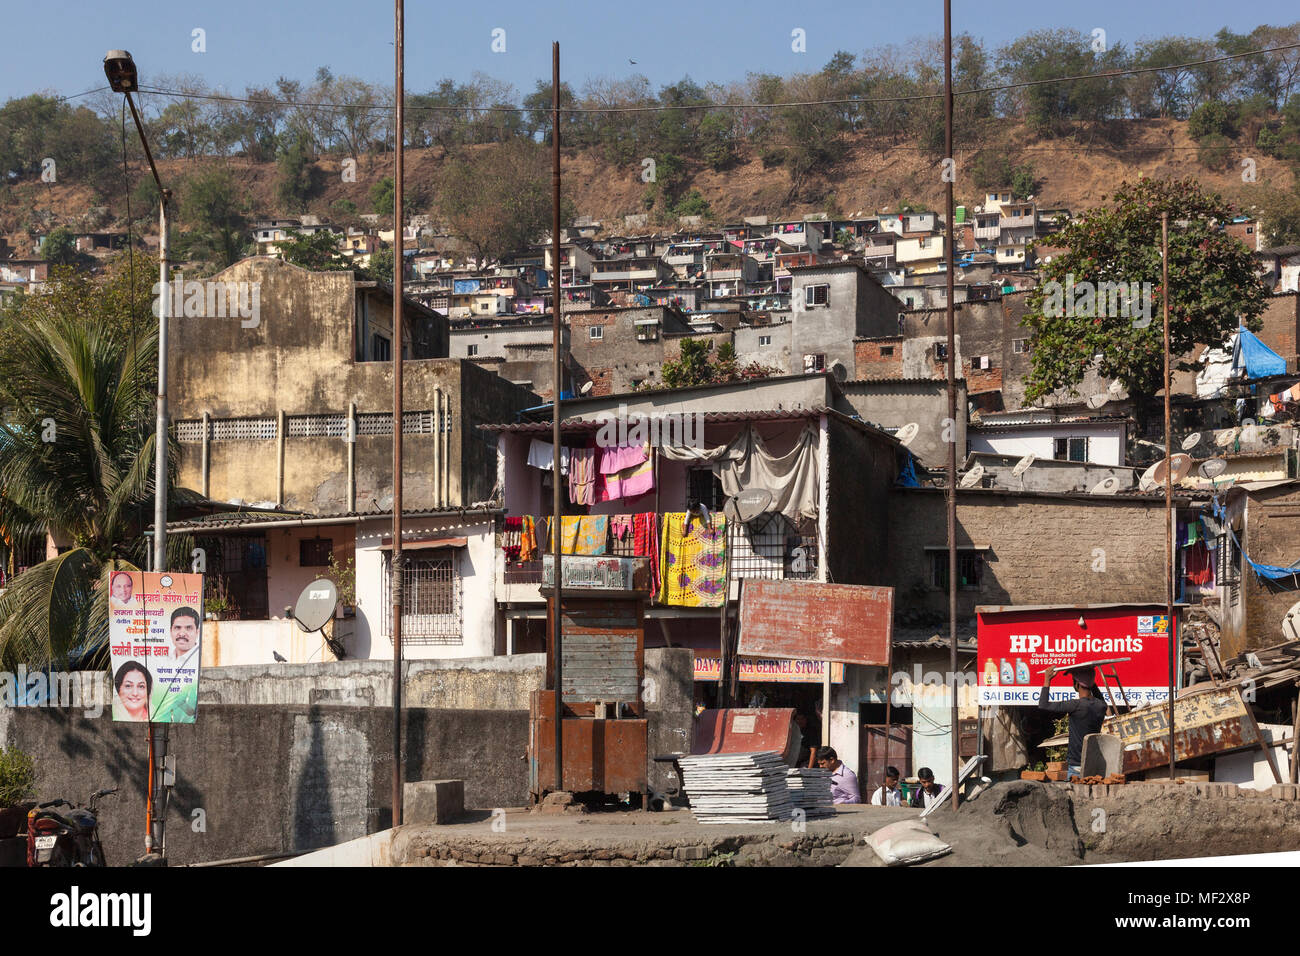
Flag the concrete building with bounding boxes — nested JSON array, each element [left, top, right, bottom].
[[967, 413, 1129, 466], [789, 262, 902, 380], [166, 508, 502, 664], [168, 257, 536, 514], [838, 378, 967, 469], [566, 305, 694, 396]]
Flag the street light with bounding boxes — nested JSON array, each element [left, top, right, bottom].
[[104, 50, 170, 576], [104, 48, 172, 862]]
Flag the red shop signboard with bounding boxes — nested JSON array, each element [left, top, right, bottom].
[[976, 605, 1175, 707]]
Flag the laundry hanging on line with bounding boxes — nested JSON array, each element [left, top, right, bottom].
[[659, 424, 820, 520]]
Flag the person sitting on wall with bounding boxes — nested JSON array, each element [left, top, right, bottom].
[[869, 765, 903, 806], [910, 767, 945, 809], [816, 747, 860, 804]]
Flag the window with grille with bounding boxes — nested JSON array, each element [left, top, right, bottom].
[[804, 284, 829, 307], [687, 468, 724, 512], [1053, 437, 1088, 462], [930, 550, 984, 590], [299, 538, 333, 567], [382, 552, 462, 645], [371, 334, 392, 362]]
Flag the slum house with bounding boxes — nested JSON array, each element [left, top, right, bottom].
[[566, 304, 695, 395], [1212, 479, 1300, 659], [837, 378, 967, 470], [860, 484, 1200, 797], [787, 261, 904, 379], [486, 374, 908, 755], [165, 257, 538, 664]]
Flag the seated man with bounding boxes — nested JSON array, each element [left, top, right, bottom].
[[869, 765, 903, 806], [816, 747, 860, 804], [909, 767, 945, 809]]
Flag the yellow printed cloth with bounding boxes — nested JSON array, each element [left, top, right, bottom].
[[659, 511, 728, 606], [547, 515, 609, 555]]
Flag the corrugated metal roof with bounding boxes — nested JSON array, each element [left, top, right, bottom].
[[165, 506, 502, 533], [484, 407, 824, 433]]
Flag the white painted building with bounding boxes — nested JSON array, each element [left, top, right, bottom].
[[967, 415, 1128, 466], [171, 508, 501, 666]]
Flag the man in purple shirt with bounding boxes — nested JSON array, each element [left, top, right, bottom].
[[816, 747, 860, 804]]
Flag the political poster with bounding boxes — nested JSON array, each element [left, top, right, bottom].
[[108, 571, 203, 723]]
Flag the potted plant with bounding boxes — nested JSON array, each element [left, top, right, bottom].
[[0, 745, 36, 839], [327, 552, 357, 618]]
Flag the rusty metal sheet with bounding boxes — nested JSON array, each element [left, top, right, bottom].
[[530, 713, 648, 795], [737, 580, 893, 665], [1105, 686, 1256, 773], [691, 708, 799, 764]]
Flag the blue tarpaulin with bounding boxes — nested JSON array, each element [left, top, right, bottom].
[[1232, 327, 1287, 379]]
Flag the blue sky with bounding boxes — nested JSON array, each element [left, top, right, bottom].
[[8, 1, 1300, 105]]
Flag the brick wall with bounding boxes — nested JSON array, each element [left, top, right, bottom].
[[1256, 292, 1300, 368], [854, 338, 904, 379], [1238, 485, 1300, 655], [887, 488, 1169, 627]]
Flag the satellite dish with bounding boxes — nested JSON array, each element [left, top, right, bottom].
[[1012, 453, 1037, 477], [830, 360, 849, 383], [725, 489, 774, 523], [1283, 600, 1300, 642], [1107, 379, 1124, 398], [1199, 457, 1228, 479], [958, 463, 985, 489], [291, 577, 338, 633], [895, 422, 920, 447], [1086, 394, 1109, 409], [580, 380, 594, 395], [1181, 432, 1203, 452], [1139, 462, 1160, 492], [1214, 428, 1240, 448], [1089, 476, 1121, 495], [1152, 454, 1194, 485]]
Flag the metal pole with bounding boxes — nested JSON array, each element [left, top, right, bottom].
[[551, 41, 565, 794], [390, 0, 405, 827], [1162, 211, 1175, 780], [154, 188, 169, 572], [943, 0, 959, 811], [718, 507, 734, 708]]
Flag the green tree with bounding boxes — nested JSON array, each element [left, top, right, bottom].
[[178, 166, 250, 268], [0, 288, 171, 669], [363, 246, 396, 283], [1022, 178, 1269, 420], [39, 227, 82, 267], [275, 134, 322, 212], [276, 229, 350, 270], [435, 140, 569, 265], [370, 175, 396, 217], [1010, 164, 1037, 199], [1188, 100, 1236, 139]]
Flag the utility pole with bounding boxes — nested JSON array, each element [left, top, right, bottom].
[[391, 0, 406, 827], [551, 41, 566, 794], [1162, 212, 1175, 780], [943, 0, 960, 811], [103, 49, 171, 859]]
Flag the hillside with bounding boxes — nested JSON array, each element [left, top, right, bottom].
[[3, 118, 1297, 244]]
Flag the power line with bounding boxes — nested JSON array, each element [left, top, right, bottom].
[[0, 86, 110, 123], [131, 40, 1300, 116]]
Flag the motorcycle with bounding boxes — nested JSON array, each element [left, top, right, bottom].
[[26, 787, 118, 867]]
